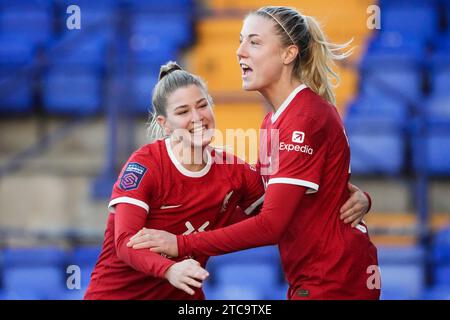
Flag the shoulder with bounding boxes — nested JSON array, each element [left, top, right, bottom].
[[122, 140, 166, 177], [260, 112, 273, 129], [129, 140, 164, 164], [287, 88, 336, 129]]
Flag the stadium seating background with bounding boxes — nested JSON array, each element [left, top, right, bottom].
[[0, 0, 449, 300]]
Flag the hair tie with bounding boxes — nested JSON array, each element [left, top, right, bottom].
[[259, 10, 295, 45]]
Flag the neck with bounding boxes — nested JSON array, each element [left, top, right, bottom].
[[170, 139, 208, 172], [260, 76, 303, 112]]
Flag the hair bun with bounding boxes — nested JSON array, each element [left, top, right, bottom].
[[159, 61, 183, 81]]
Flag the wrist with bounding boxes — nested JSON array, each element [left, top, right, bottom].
[[176, 234, 186, 257], [162, 260, 176, 279], [363, 191, 372, 213]]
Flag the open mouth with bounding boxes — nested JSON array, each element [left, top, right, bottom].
[[189, 124, 207, 134], [240, 63, 253, 77]]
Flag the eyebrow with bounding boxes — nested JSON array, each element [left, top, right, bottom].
[[240, 33, 261, 39], [174, 98, 207, 111]]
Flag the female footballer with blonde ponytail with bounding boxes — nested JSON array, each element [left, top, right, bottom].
[[136, 6, 380, 300]]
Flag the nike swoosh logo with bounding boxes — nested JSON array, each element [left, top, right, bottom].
[[160, 204, 182, 210]]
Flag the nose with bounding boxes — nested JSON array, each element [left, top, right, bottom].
[[236, 41, 248, 60], [191, 108, 203, 122]]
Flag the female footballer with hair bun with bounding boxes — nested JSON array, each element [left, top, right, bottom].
[[86, 59, 371, 299], [128, 7, 380, 300]]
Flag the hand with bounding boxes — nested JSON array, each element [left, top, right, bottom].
[[127, 228, 179, 257], [340, 183, 369, 228], [165, 259, 209, 295]]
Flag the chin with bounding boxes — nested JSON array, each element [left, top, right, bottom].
[[189, 134, 213, 149], [242, 82, 256, 91]]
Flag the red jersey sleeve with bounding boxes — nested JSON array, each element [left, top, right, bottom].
[[270, 115, 327, 193], [114, 203, 175, 278], [177, 183, 306, 257], [108, 152, 155, 214]]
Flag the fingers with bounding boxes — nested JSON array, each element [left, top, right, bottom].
[[347, 182, 359, 193], [343, 212, 361, 224], [167, 261, 209, 296], [184, 260, 209, 280], [340, 197, 357, 214], [132, 241, 158, 250], [190, 268, 209, 281], [340, 205, 358, 219], [149, 247, 164, 253], [351, 217, 363, 228], [178, 283, 195, 296], [127, 230, 161, 248], [187, 259, 201, 266], [127, 234, 151, 247], [129, 228, 147, 242], [183, 276, 203, 289]]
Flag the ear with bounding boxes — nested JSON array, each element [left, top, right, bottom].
[[283, 45, 299, 65], [156, 115, 170, 136]]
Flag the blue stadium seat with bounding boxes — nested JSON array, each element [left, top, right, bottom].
[[378, 246, 425, 300], [0, 2, 53, 45], [427, 132, 450, 174], [3, 267, 65, 299], [55, 2, 116, 44], [265, 282, 288, 300], [129, 70, 160, 114], [0, 35, 36, 114], [1, 247, 67, 300], [377, 245, 426, 263], [344, 126, 405, 175], [0, 73, 33, 114], [204, 283, 265, 300], [361, 69, 422, 104], [130, 38, 178, 67], [379, 264, 425, 299], [426, 93, 450, 121], [432, 227, 450, 285], [131, 13, 193, 49], [434, 265, 450, 285], [431, 58, 450, 94], [49, 34, 110, 69], [433, 227, 450, 264], [67, 246, 101, 289], [43, 67, 102, 115], [1, 247, 66, 266], [380, 3, 438, 42], [214, 262, 280, 294], [346, 93, 408, 125], [422, 285, 450, 300], [366, 32, 424, 56], [431, 33, 450, 52], [411, 119, 450, 175], [125, 0, 195, 13], [0, 35, 35, 66], [207, 246, 280, 272]]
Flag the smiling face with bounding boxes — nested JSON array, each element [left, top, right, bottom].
[[157, 84, 215, 148], [237, 14, 287, 92]]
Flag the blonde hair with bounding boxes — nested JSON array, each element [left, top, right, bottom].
[[254, 6, 353, 105], [147, 61, 212, 142]]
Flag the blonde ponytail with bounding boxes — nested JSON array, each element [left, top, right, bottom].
[[302, 15, 353, 105]]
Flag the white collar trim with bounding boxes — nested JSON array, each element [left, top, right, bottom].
[[165, 138, 212, 178], [271, 84, 307, 123]]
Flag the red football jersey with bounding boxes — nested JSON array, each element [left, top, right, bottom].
[[261, 85, 379, 299], [177, 85, 380, 299], [84, 138, 264, 300]]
